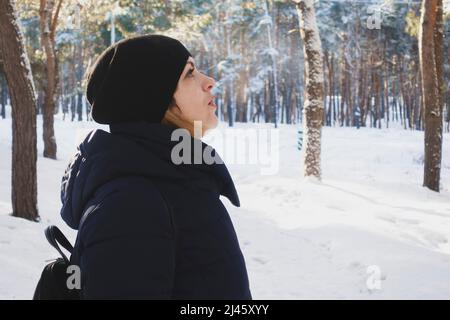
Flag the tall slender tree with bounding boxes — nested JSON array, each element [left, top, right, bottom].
[[418, 0, 444, 192], [293, 0, 325, 179], [0, 0, 39, 221], [39, 0, 63, 159]]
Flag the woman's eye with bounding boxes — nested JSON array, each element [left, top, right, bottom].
[[187, 68, 195, 77]]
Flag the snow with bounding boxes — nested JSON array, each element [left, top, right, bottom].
[[1, 114, 450, 299], [249, 66, 273, 93], [256, 13, 272, 30], [260, 47, 279, 57]]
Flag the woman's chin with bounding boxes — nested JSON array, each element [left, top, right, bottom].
[[201, 117, 218, 136], [209, 115, 219, 129]]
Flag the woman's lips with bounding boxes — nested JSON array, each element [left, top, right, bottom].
[[208, 100, 217, 108]]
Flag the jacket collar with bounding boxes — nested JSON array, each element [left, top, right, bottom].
[[109, 121, 240, 207]]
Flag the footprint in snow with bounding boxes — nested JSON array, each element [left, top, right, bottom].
[[252, 257, 268, 265]]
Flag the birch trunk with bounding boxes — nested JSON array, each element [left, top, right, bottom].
[[294, 0, 324, 179]]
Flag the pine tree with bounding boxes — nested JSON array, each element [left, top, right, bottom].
[[39, 0, 63, 159], [419, 0, 444, 192], [0, 0, 39, 221]]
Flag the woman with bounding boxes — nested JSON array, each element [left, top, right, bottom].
[[60, 34, 252, 299]]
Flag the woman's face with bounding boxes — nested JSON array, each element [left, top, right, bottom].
[[171, 57, 218, 134]]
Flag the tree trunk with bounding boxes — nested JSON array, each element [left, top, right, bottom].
[[224, 20, 234, 127], [0, 71, 8, 118], [359, 54, 368, 127], [236, 29, 248, 123], [0, 0, 39, 221], [59, 62, 67, 120], [419, 0, 444, 192], [294, 0, 324, 180], [446, 45, 450, 129], [263, 0, 279, 128], [339, 40, 347, 127], [39, 0, 62, 159], [75, 31, 84, 121], [324, 50, 333, 126]]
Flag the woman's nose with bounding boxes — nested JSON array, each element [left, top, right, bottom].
[[204, 74, 216, 91]]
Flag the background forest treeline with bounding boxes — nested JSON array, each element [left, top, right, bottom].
[[0, 0, 449, 130]]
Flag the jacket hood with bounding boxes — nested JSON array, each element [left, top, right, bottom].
[[60, 121, 240, 230]]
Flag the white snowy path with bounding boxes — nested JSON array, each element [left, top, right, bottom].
[[1, 116, 450, 299]]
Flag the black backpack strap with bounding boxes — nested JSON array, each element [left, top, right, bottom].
[[78, 203, 100, 233], [44, 193, 105, 267], [44, 226, 74, 264]]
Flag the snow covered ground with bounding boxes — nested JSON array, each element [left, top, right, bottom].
[[0, 114, 449, 299]]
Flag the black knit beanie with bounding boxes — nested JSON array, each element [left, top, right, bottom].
[[86, 34, 192, 124]]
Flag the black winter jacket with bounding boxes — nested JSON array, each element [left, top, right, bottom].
[[60, 121, 252, 299]]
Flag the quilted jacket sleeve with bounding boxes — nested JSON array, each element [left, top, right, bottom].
[[78, 178, 175, 299]]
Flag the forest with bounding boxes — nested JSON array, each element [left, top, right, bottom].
[[1, 0, 448, 129], [1, 0, 450, 301], [0, 0, 448, 221]]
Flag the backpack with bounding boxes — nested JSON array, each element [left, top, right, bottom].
[[33, 203, 99, 300], [32, 226, 80, 300]]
